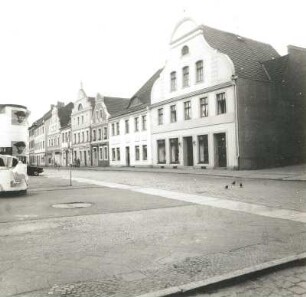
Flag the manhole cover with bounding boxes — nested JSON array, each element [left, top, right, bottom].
[[52, 202, 92, 209]]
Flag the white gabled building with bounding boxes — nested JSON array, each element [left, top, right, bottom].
[[109, 70, 161, 167]]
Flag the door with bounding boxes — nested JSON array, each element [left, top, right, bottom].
[[126, 146, 130, 166], [84, 151, 87, 166], [93, 147, 98, 167], [183, 136, 194, 166], [215, 133, 227, 167]]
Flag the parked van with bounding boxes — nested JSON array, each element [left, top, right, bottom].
[[0, 155, 28, 194]]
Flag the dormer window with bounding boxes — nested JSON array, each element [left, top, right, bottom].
[[181, 45, 189, 56]]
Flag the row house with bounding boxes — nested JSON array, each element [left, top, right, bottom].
[[91, 93, 128, 167]]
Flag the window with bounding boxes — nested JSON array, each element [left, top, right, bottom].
[[93, 130, 96, 141], [112, 123, 115, 136], [181, 45, 189, 56], [200, 97, 208, 117], [135, 146, 140, 161], [78, 104, 83, 111], [142, 145, 147, 160], [62, 133, 64, 142], [112, 148, 115, 161], [96, 110, 99, 121], [217, 93, 226, 114], [98, 129, 102, 140], [182, 66, 189, 87], [104, 146, 108, 160], [134, 117, 139, 132], [86, 130, 89, 142], [82, 115, 84, 124], [142, 115, 147, 131], [116, 122, 120, 135], [125, 119, 129, 134], [78, 133, 80, 143], [103, 127, 108, 139], [116, 148, 120, 161], [170, 105, 177, 123], [158, 108, 163, 125], [82, 132, 84, 142], [157, 140, 166, 163], [74, 133, 76, 144], [198, 135, 209, 163], [170, 138, 179, 163], [99, 147, 103, 160], [184, 101, 191, 120], [170, 71, 177, 92], [196, 60, 203, 82], [77, 117, 80, 125]]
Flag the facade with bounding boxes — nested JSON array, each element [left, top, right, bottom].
[[91, 94, 128, 167], [60, 124, 72, 167], [71, 88, 95, 167], [109, 70, 161, 167], [0, 104, 30, 163]]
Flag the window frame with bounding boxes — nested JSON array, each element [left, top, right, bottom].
[[217, 92, 227, 115], [200, 97, 208, 118], [182, 66, 189, 88], [196, 60, 203, 83], [184, 101, 192, 120], [170, 105, 177, 123], [158, 108, 163, 125]]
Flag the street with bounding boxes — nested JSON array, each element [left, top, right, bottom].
[[0, 168, 306, 297]]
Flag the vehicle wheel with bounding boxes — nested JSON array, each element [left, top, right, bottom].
[[34, 171, 39, 176]]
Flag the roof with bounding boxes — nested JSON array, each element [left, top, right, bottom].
[[88, 97, 96, 110], [104, 97, 129, 116], [263, 55, 289, 83], [58, 102, 74, 128], [201, 25, 280, 81], [29, 109, 52, 129], [0, 104, 27, 109]]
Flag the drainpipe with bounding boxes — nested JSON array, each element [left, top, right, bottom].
[[232, 75, 240, 169]]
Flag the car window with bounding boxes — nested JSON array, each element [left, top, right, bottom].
[[0, 157, 5, 167]]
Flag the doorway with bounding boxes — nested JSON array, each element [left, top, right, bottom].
[[214, 133, 227, 167], [183, 136, 194, 166], [84, 151, 87, 166], [126, 146, 130, 166]]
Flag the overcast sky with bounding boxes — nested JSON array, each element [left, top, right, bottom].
[[0, 0, 305, 124]]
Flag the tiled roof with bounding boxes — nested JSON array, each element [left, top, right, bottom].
[[58, 102, 74, 128], [104, 97, 129, 116], [263, 55, 289, 83], [128, 69, 163, 108], [202, 25, 280, 81], [30, 109, 52, 128]]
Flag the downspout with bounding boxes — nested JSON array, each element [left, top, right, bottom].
[[232, 75, 240, 169]]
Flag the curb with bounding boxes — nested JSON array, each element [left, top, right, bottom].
[[136, 252, 306, 297]]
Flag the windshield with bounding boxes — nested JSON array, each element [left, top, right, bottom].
[[0, 156, 19, 168]]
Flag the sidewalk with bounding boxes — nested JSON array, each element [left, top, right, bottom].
[[49, 163, 306, 181]]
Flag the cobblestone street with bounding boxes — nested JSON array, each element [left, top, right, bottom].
[[1, 169, 306, 297]]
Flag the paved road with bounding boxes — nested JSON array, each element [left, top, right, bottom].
[[0, 170, 305, 297]]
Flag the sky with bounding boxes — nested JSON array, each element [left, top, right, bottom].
[[0, 0, 305, 124]]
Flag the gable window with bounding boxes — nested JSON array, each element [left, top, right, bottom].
[[170, 105, 177, 123], [170, 138, 179, 164], [181, 45, 189, 56], [142, 145, 147, 160], [200, 97, 208, 117], [78, 104, 83, 111], [196, 60, 203, 82], [184, 101, 191, 120], [96, 110, 99, 121], [170, 71, 177, 92], [157, 140, 166, 164], [182, 66, 189, 88], [217, 92, 226, 114], [135, 146, 140, 161], [116, 122, 120, 135], [142, 115, 147, 131], [135, 117, 139, 132], [198, 135, 209, 163], [158, 108, 163, 125], [125, 119, 129, 134]]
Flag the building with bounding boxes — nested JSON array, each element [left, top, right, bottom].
[[71, 87, 95, 166], [109, 70, 161, 167], [147, 18, 306, 169], [0, 104, 30, 163], [91, 93, 128, 167]]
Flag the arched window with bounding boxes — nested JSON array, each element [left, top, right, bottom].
[[181, 45, 189, 56], [78, 103, 83, 111]]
